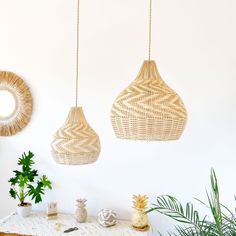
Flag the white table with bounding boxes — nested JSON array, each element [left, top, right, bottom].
[[0, 212, 152, 236]]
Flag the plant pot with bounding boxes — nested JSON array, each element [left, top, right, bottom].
[[17, 203, 32, 217]]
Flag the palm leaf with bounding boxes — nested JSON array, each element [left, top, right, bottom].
[[147, 195, 200, 228], [147, 169, 236, 236]]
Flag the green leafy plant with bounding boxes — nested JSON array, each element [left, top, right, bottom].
[[147, 169, 236, 236], [9, 151, 52, 206]]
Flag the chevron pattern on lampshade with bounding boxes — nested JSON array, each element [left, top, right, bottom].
[[111, 60, 187, 140], [51, 107, 100, 165]]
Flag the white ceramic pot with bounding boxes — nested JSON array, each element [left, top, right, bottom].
[[17, 203, 32, 217]]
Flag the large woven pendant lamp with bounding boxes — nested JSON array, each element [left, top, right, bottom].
[[51, 0, 100, 165], [111, 0, 187, 141]]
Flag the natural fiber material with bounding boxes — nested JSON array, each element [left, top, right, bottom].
[[51, 107, 100, 165], [0, 233, 31, 236], [0, 71, 33, 136], [111, 60, 187, 140]]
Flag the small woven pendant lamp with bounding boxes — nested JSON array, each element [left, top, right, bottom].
[[51, 0, 100, 165], [111, 0, 187, 141]]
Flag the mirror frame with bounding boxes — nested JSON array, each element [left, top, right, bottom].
[[0, 71, 33, 136]]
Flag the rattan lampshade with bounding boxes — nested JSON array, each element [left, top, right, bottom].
[[111, 0, 187, 141], [111, 60, 187, 140], [51, 107, 100, 165], [51, 0, 101, 165]]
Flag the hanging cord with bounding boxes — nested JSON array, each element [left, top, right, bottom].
[[75, 0, 80, 107], [148, 0, 152, 61]]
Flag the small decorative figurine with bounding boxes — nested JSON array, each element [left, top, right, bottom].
[[64, 227, 79, 233], [47, 202, 58, 220], [97, 209, 117, 227], [75, 198, 87, 223], [54, 223, 62, 231], [132, 194, 149, 231]]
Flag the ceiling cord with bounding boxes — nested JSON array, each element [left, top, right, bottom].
[[75, 0, 80, 107], [148, 0, 152, 61]]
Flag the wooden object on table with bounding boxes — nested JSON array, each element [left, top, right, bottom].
[[47, 202, 58, 220]]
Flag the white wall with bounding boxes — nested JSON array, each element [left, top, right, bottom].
[[0, 0, 236, 235]]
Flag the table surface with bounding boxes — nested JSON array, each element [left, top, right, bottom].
[[0, 212, 152, 236]]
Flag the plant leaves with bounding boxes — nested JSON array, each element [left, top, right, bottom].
[[39, 175, 52, 190], [147, 169, 236, 236], [9, 151, 52, 204], [28, 183, 44, 204], [9, 188, 17, 199], [18, 175, 28, 188], [18, 151, 35, 171]]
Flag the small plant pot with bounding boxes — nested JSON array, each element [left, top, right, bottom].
[[17, 203, 32, 217]]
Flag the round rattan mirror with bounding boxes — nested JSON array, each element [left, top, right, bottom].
[[0, 71, 33, 136]]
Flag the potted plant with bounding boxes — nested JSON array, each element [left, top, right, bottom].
[[147, 169, 236, 235], [9, 151, 52, 217]]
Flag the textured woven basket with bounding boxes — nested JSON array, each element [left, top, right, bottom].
[[51, 107, 100, 165], [111, 60, 187, 140]]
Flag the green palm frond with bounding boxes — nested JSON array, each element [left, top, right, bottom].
[[147, 195, 200, 228], [147, 169, 236, 236]]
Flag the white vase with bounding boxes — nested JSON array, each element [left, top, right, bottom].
[[17, 203, 32, 217]]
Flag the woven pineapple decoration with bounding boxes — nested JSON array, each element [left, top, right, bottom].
[[51, 0, 100, 165], [111, 0, 187, 140]]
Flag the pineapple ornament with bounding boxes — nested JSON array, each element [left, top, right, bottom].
[[75, 199, 87, 223], [132, 194, 150, 231]]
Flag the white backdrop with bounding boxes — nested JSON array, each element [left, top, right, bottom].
[[0, 0, 236, 235]]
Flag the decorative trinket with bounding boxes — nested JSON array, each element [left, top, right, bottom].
[[64, 227, 79, 233], [132, 194, 149, 231], [75, 198, 87, 223], [47, 202, 58, 220], [54, 223, 62, 231], [97, 209, 117, 227]]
